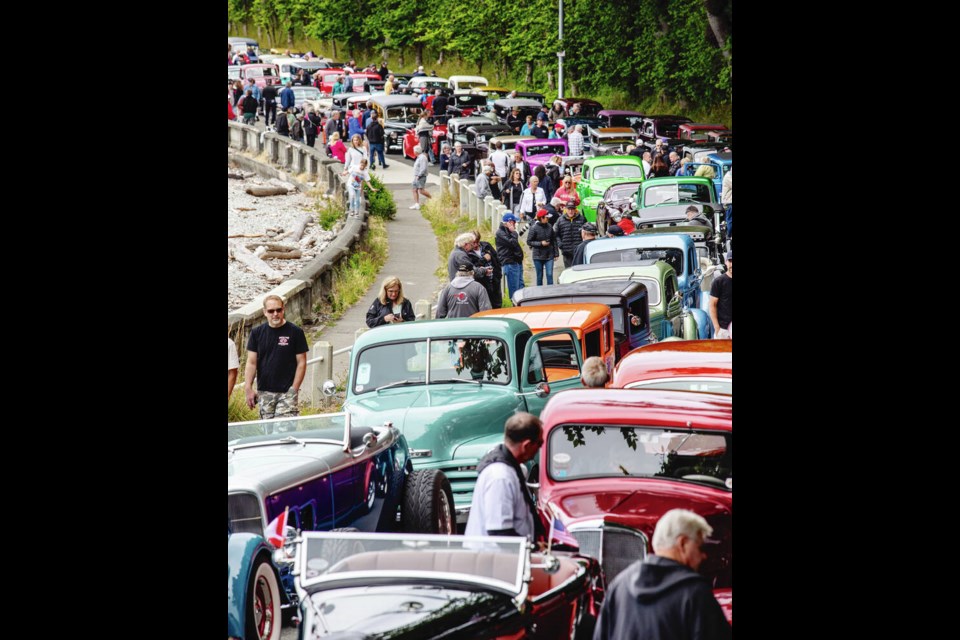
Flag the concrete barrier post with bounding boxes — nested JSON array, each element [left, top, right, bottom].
[[484, 196, 497, 230], [415, 299, 433, 321], [451, 174, 461, 208], [439, 170, 449, 198], [460, 180, 470, 215], [310, 341, 333, 408]]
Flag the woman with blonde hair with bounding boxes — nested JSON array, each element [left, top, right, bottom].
[[365, 276, 416, 327], [328, 131, 347, 163], [345, 133, 368, 172]]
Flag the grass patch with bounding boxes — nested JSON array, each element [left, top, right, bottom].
[[420, 191, 477, 281], [313, 215, 389, 323], [228, 387, 259, 422], [315, 198, 342, 231]]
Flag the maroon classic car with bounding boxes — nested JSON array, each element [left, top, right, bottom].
[[612, 340, 732, 394], [536, 388, 732, 596], [597, 109, 645, 131]]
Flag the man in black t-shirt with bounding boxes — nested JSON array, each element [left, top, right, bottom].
[[709, 250, 733, 338], [245, 295, 309, 419]]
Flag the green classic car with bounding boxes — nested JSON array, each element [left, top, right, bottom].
[[339, 317, 585, 524], [558, 259, 699, 341], [576, 155, 645, 223]]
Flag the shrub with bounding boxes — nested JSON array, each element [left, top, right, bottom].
[[366, 175, 396, 220]]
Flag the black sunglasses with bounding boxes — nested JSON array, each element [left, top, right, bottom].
[[265, 308, 284, 314]]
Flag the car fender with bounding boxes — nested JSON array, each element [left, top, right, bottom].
[[687, 308, 712, 339], [227, 533, 287, 638]]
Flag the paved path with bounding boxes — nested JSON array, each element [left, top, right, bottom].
[[307, 154, 443, 387]]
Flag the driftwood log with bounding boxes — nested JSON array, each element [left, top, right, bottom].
[[228, 171, 245, 180], [276, 214, 311, 242], [228, 240, 284, 283], [246, 242, 302, 260], [245, 186, 289, 197]]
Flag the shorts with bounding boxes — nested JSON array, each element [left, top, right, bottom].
[[258, 388, 300, 420], [412, 175, 426, 189]]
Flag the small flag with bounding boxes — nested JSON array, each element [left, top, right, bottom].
[[265, 507, 288, 548]]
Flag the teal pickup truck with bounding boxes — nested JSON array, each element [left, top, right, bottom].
[[339, 317, 585, 524]]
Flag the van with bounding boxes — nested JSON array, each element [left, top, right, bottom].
[[473, 303, 616, 384]]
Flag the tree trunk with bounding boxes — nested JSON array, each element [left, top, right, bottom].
[[243, 23, 248, 36], [476, 59, 483, 74], [257, 25, 262, 41], [525, 61, 533, 85], [332, 40, 338, 58], [287, 27, 294, 47], [547, 71, 554, 91], [704, 0, 732, 60], [416, 44, 424, 68], [399, 51, 405, 67], [436, 50, 444, 65]]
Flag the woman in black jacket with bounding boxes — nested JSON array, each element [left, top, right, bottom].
[[501, 168, 525, 216], [366, 276, 416, 328], [526, 209, 559, 285]]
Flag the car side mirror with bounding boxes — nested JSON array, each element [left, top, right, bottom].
[[535, 381, 550, 398], [322, 380, 336, 396]]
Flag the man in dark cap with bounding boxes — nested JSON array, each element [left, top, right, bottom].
[[496, 212, 525, 300], [436, 261, 492, 318], [606, 224, 625, 238], [572, 222, 598, 266], [554, 201, 587, 268]]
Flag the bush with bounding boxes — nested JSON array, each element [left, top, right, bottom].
[[366, 175, 396, 220], [315, 198, 343, 230]]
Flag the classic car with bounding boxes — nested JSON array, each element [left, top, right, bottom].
[[444, 92, 488, 119], [271, 58, 325, 84], [612, 339, 732, 394], [635, 115, 692, 152], [492, 98, 544, 128], [477, 85, 513, 102], [364, 79, 386, 93], [337, 317, 586, 523], [553, 115, 604, 138], [582, 232, 716, 319], [515, 138, 569, 171], [576, 155, 645, 223], [488, 134, 536, 157], [402, 120, 449, 160], [706, 129, 733, 146], [229, 37, 260, 61], [290, 85, 322, 111], [239, 63, 282, 88], [552, 98, 604, 118], [686, 151, 731, 200], [635, 176, 725, 259], [536, 388, 732, 590], [407, 76, 450, 96], [515, 91, 547, 105], [681, 143, 722, 162], [228, 531, 285, 640], [228, 412, 458, 623], [347, 72, 382, 93], [228, 65, 242, 83], [314, 69, 346, 95], [597, 109, 645, 131], [561, 156, 585, 183], [593, 180, 642, 235], [291, 532, 602, 639], [390, 72, 414, 93], [583, 127, 637, 157], [330, 92, 371, 113], [511, 281, 652, 361], [677, 122, 729, 143], [449, 74, 489, 93], [558, 260, 704, 341], [473, 303, 617, 385], [369, 94, 425, 152]]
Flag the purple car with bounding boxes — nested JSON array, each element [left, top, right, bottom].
[[514, 138, 569, 170]]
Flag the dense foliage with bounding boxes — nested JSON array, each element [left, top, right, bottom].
[[228, 0, 731, 111]]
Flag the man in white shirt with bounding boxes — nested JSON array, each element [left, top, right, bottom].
[[567, 124, 584, 156], [489, 142, 509, 179]]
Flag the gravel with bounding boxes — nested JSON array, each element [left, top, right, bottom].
[[228, 168, 345, 313]]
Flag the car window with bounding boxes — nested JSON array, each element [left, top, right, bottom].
[[548, 425, 730, 486], [594, 164, 643, 179], [591, 248, 683, 276], [665, 274, 677, 302], [627, 297, 648, 336], [534, 337, 579, 382], [428, 338, 510, 384], [584, 329, 601, 358]]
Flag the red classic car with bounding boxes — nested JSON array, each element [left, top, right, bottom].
[[536, 388, 732, 593], [239, 64, 282, 88], [402, 123, 448, 160], [611, 339, 732, 394], [678, 123, 730, 142], [314, 69, 346, 95]]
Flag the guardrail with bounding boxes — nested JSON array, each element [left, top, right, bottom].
[[438, 170, 511, 234]]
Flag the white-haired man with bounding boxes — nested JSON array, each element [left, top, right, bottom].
[[410, 144, 431, 209], [592, 508, 731, 640]]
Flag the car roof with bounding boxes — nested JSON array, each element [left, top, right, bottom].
[[585, 233, 695, 258], [513, 280, 647, 304], [642, 176, 714, 188], [494, 98, 544, 109], [410, 76, 449, 83], [707, 152, 732, 163], [613, 340, 732, 388], [540, 388, 732, 431], [598, 110, 643, 117], [371, 95, 423, 107], [472, 303, 612, 332], [583, 155, 643, 168], [352, 317, 531, 350]]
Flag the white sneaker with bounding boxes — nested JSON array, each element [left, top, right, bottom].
[[409, 203, 421, 209]]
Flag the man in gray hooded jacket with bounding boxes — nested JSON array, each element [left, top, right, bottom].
[[436, 262, 492, 318], [592, 508, 731, 640]]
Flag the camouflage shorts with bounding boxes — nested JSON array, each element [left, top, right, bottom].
[[258, 388, 300, 420]]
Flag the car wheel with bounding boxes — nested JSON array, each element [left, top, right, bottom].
[[364, 472, 377, 511], [246, 555, 282, 640], [402, 469, 456, 534]]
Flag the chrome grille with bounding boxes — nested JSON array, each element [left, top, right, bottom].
[[572, 525, 647, 584], [228, 493, 263, 535]]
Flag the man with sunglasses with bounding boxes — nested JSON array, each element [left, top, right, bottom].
[[244, 295, 309, 419], [593, 508, 731, 640]]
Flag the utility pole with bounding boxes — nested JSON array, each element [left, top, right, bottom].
[[558, 0, 564, 98]]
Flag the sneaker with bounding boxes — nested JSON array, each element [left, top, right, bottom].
[[409, 203, 421, 209], [382, 164, 390, 168]]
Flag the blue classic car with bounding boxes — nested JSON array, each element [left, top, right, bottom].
[[228, 532, 284, 640], [686, 151, 731, 201], [228, 412, 456, 633]]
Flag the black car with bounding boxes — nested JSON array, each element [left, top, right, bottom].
[[370, 94, 425, 152], [492, 98, 543, 126]]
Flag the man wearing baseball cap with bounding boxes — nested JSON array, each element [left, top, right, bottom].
[[436, 261, 492, 319], [532, 113, 550, 139], [554, 200, 587, 269], [606, 224, 625, 237], [526, 209, 558, 285], [496, 213, 525, 300], [709, 250, 733, 339], [572, 222, 598, 266]]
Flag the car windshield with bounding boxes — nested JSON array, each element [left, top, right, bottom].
[[353, 338, 510, 394], [298, 532, 526, 594], [293, 87, 321, 100], [593, 164, 643, 180], [459, 81, 487, 89], [609, 115, 643, 128], [455, 95, 486, 107], [247, 67, 273, 77], [625, 378, 732, 394], [644, 183, 714, 206], [524, 144, 565, 156], [228, 67, 241, 80], [548, 425, 730, 488], [591, 248, 684, 276], [228, 412, 349, 445], [385, 105, 425, 123], [323, 74, 340, 83], [603, 184, 639, 203], [658, 122, 682, 137]]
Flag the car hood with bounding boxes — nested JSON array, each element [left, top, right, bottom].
[[545, 478, 731, 529], [228, 444, 336, 494], [345, 386, 523, 463]]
